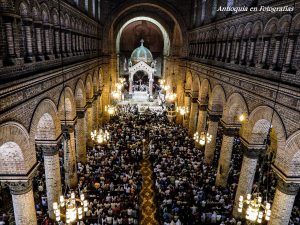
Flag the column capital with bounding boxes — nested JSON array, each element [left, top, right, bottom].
[[7, 179, 33, 195], [61, 121, 76, 133], [241, 138, 265, 159], [198, 103, 208, 111], [76, 108, 86, 119], [207, 110, 222, 122], [191, 97, 198, 103], [277, 178, 300, 195], [220, 120, 241, 137], [36, 142, 59, 156], [86, 98, 94, 107]]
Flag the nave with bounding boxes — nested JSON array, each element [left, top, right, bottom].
[[1, 107, 300, 225]]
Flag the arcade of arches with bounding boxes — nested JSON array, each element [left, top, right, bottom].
[[0, 0, 300, 225]]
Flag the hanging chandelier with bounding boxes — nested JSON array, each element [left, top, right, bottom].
[[91, 128, 110, 144], [176, 106, 189, 115], [193, 131, 212, 146], [53, 191, 88, 224], [166, 93, 177, 102], [111, 90, 121, 99], [105, 105, 116, 115], [238, 194, 271, 223]]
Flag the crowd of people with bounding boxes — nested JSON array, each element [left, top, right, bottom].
[[76, 112, 146, 224], [1, 108, 300, 225], [148, 117, 245, 225]]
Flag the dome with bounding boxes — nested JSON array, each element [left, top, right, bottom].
[[130, 39, 153, 65]]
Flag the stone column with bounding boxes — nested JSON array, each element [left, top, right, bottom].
[[271, 35, 282, 70], [226, 41, 231, 62], [71, 31, 76, 55], [92, 97, 98, 129], [61, 30, 66, 57], [204, 114, 220, 164], [221, 41, 226, 61], [62, 125, 78, 189], [54, 27, 60, 58], [8, 180, 37, 225], [240, 39, 248, 65], [196, 105, 207, 133], [248, 37, 256, 66], [188, 99, 198, 136], [129, 77, 133, 94], [233, 147, 262, 218], [43, 24, 52, 59], [36, 143, 62, 219], [269, 179, 300, 225], [34, 22, 44, 61], [86, 101, 93, 146], [183, 95, 191, 128], [215, 124, 240, 187], [284, 35, 296, 72], [3, 16, 17, 65], [234, 40, 240, 63], [149, 79, 153, 97], [76, 109, 87, 164], [23, 19, 34, 63], [260, 36, 270, 67]]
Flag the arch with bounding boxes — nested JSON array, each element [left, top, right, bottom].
[[75, 79, 87, 108], [30, 99, 62, 142], [58, 87, 77, 121], [228, 26, 236, 39], [278, 14, 292, 33], [41, 3, 50, 23], [32, 0, 41, 21], [208, 85, 226, 113], [92, 69, 99, 93], [103, 1, 186, 56], [252, 20, 263, 37], [282, 130, 300, 176], [240, 106, 286, 157], [0, 122, 36, 174], [244, 22, 253, 38], [19, 1, 31, 17], [65, 13, 70, 28], [85, 74, 94, 99], [236, 24, 245, 38], [292, 13, 300, 31], [198, 79, 211, 103], [116, 16, 170, 56], [52, 8, 59, 25], [222, 92, 249, 124], [264, 17, 278, 35]]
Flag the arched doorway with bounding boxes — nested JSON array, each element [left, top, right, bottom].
[[132, 70, 149, 92]]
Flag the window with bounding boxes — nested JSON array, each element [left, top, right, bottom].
[[227, 0, 234, 7], [74, 0, 79, 5], [192, 0, 198, 26], [212, 0, 217, 17], [201, 0, 206, 23], [85, 0, 89, 11], [92, 0, 96, 16], [98, 0, 101, 20]]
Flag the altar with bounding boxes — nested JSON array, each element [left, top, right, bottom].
[[132, 91, 149, 102]]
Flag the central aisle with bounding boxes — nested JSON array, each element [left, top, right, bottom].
[[139, 141, 159, 225]]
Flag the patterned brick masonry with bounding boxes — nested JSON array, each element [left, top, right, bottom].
[[204, 116, 219, 165], [8, 180, 37, 225], [269, 179, 300, 225], [233, 147, 263, 218]]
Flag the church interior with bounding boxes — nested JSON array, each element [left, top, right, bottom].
[[0, 0, 300, 225]]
